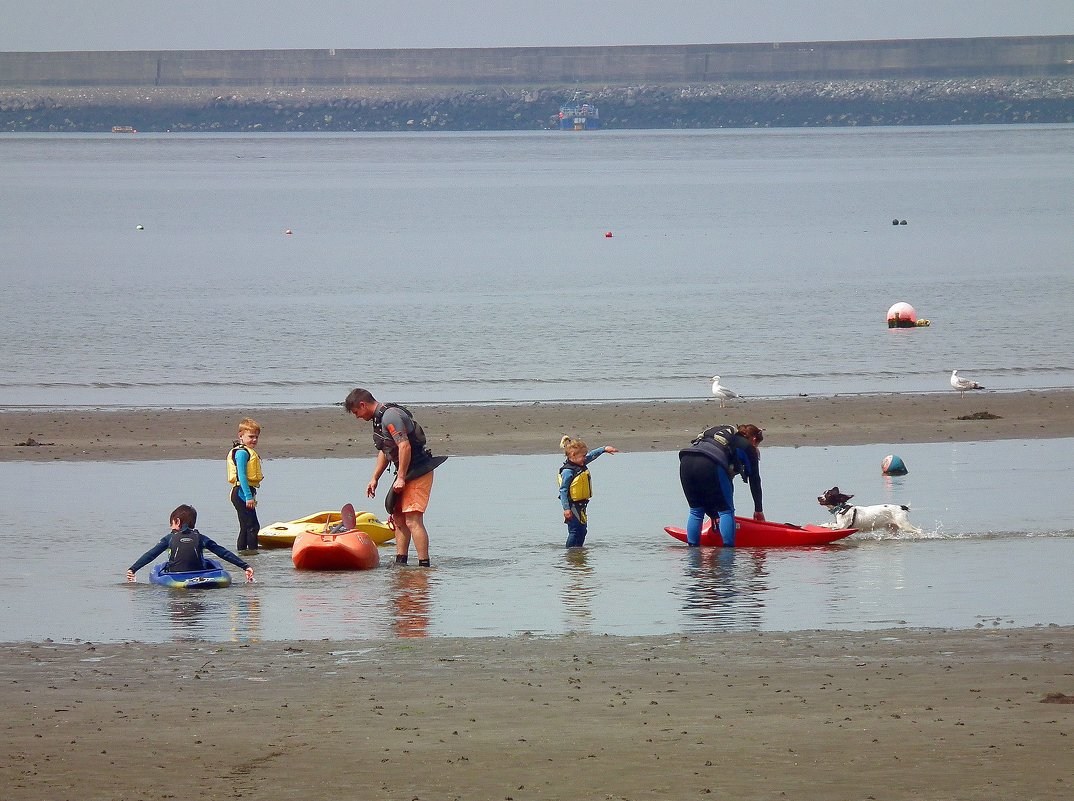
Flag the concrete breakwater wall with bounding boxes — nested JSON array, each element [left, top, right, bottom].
[[3, 79, 1072, 132], [2, 36, 1072, 131], [3, 36, 1074, 87]]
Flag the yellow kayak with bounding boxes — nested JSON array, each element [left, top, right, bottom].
[[258, 510, 394, 548], [349, 511, 396, 546]]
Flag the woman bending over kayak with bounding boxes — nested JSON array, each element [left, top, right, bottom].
[[678, 424, 764, 547]]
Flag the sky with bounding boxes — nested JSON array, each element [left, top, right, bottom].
[[1, 1, 1072, 52]]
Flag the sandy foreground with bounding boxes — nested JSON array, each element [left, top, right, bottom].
[[2, 627, 1072, 801], [4, 393, 1074, 799], [3, 389, 1074, 462]]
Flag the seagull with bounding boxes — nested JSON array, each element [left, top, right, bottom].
[[950, 369, 985, 398], [711, 375, 740, 407]]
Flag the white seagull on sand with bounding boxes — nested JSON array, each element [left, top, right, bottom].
[[711, 375, 740, 407], [950, 369, 985, 398]]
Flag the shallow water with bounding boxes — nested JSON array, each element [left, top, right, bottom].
[[2, 438, 1071, 643]]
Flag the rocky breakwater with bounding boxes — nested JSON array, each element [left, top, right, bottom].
[[2, 77, 1072, 132]]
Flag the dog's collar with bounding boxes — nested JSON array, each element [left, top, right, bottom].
[[827, 502, 852, 515]]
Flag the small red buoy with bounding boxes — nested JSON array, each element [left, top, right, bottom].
[[604, 231, 613, 238]]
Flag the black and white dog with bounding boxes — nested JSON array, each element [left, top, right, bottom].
[[817, 486, 922, 534]]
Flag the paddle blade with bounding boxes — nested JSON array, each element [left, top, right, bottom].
[[341, 503, 357, 530]]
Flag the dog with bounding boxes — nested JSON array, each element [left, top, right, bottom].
[[817, 486, 922, 534]]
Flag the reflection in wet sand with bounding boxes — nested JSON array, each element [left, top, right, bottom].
[[166, 593, 209, 642], [680, 548, 769, 631], [558, 548, 596, 631], [230, 591, 261, 643], [390, 567, 432, 638], [292, 577, 390, 637]]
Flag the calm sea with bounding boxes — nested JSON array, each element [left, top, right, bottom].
[[1, 125, 1073, 409], [2, 439, 1072, 643]]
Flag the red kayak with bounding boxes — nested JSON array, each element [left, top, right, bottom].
[[292, 529, 380, 570], [665, 517, 856, 547]]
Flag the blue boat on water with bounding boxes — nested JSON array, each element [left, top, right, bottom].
[[149, 558, 232, 590], [559, 103, 600, 130]]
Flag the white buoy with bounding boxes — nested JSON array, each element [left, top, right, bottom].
[[136, 224, 144, 230]]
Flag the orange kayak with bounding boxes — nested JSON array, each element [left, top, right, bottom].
[[291, 529, 380, 571], [259, 509, 395, 549]]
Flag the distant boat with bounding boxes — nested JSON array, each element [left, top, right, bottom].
[[111, 125, 137, 133], [558, 103, 600, 131]]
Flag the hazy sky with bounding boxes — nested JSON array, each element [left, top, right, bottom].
[[2, 1, 1072, 52]]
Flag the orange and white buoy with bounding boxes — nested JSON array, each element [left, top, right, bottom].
[[886, 302, 917, 328]]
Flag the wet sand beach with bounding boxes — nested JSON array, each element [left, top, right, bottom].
[[3, 389, 1074, 461], [4, 392, 1074, 799], [3, 627, 1072, 800]]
